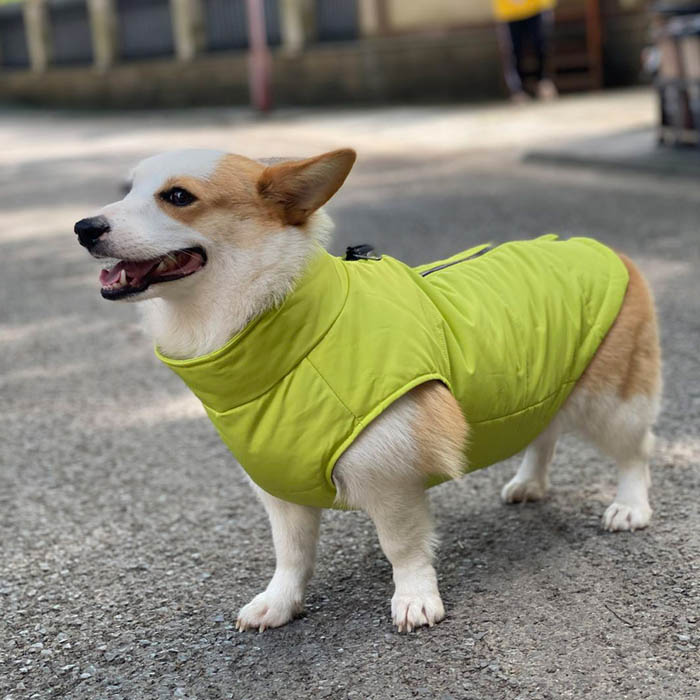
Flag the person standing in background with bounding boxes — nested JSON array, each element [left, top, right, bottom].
[[494, 0, 559, 103]]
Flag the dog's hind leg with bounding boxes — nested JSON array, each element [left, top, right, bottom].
[[601, 425, 655, 532], [501, 419, 559, 504], [236, 481, 321, 631], [563, 390, 658, 531], [567, 254, 662, 532]]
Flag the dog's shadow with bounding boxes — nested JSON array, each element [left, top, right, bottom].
[[308, 481, 605, 627], [437, 497, 596, 581]]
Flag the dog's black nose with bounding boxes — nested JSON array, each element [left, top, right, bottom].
[[74, 216, 110, 248]]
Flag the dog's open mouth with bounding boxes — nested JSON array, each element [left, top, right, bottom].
[[99, 247, 206, 300]]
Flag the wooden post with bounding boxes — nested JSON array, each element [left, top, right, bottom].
[[24, 0, 51, 73], [87, 0, 119, 71], [171, 0, 205, 62], [279, 0, 315, 54], [358, 0, 382, 37], [585, 0, 603, 89], [246, 0, 272, 111]]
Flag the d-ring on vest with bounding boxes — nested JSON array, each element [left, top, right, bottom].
[[157, 235, 629, 509]]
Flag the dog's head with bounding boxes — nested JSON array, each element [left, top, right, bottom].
[[75, 148, 356, 301]]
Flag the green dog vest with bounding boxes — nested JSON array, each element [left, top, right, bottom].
[[157, 235, 628, 509]]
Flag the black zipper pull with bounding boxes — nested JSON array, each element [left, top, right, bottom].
[[345, 244, 382, 261]]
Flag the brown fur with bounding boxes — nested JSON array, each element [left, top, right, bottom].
[[155, 151, 356, 246], [155, 156, 286, 248], [578, 254, 661, 400], [412, 381, 469, 479], [258, 149, 356, 226], [155, 157, 260, 221]]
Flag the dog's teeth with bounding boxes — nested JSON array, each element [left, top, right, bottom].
[[156, 260, 168, 273], [119, 269, 127, 286]]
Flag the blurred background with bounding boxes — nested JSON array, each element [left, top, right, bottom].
[[2, 2, 700, 699], [0, 0, 698, 150], [0, 0, 692, 107]]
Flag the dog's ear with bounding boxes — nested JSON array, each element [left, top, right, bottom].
[[257, 148, 356, 226]]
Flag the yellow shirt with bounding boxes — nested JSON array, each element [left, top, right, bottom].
[[493, 0, 556, 22]]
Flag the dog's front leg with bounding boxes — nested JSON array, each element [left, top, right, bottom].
[[364, 483, 444, 632], [236, 482, 321, 632], [333, 385, 464, 632]]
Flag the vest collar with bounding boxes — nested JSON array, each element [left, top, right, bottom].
[[156, 248, 349, 413]]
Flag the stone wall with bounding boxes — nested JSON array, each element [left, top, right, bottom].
[[0, 27, 503, 107]]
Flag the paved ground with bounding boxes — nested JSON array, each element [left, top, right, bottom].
[[526, 128, 700, 179], [1, 90, 699, 700]]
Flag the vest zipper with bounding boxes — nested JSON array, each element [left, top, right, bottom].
[[420, 245, 494, 277]]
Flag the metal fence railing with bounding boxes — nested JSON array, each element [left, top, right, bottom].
[[316, 0, 358, 42], [48, 0, 94, 65], [0, 0, 362, 71], [0, 2, 30, 69], [116, 0, 175, 60], [204, 0, 281, 51], [204, 0, 248, 50]]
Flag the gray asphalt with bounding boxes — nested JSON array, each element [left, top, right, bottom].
[[1, 105, 699, 700]]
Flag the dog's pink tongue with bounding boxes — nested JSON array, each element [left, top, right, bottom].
[[99, 263, 123, 286], [99, 260, 158, 286]]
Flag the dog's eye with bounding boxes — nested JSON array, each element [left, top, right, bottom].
[[161, 187, 196, 207]]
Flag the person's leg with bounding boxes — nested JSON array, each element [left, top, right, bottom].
[[533, 11, 558, 99], [531, 12, 547, 83], [497, 19, 528, 100], [510, 19, 528, 93]]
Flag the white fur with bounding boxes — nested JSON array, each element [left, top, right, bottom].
[[502, 389, 658, 532], [94, 150, 224, 263], [333, 397, 445, 631], [82, 150, 661, 633], [501, 417, 559, 503], [235, 397, 447, 632], [141, 216, 331, 359], [89, 149, 334, 357], [236, 479, 321, 632], [132, 149, 225, 184]]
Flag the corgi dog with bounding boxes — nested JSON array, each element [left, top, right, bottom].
[[75, 148, 661, 633]]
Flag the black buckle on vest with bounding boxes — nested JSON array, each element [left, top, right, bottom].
[[345, 244, 382, 261]]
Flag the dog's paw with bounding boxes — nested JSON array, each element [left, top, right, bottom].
[[602, 502, 652, 532], [391, 592, 445, 633], [236, 591, 301, 632], [501, 476, 546, 504]]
